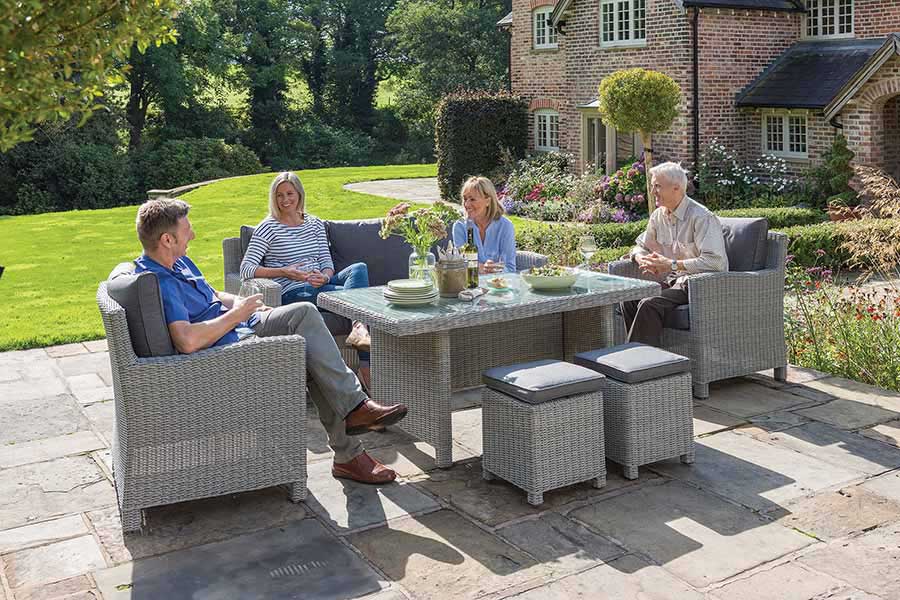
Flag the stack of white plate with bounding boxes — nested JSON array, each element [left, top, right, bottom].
[[383, 279, 438, 306]]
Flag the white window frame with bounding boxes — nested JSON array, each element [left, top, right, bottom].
[[581, 112, 607, 172], [761, 112, 809, 159], [600, 0, 647, 48], [534, 109, 560, 152], [533, 6, 558, 50], [803, 0, 854, 40]]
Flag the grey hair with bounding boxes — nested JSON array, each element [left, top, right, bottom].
[[268, 171, 306, 220], [136, 197, 191, 251], [649, 162, 689, 192]]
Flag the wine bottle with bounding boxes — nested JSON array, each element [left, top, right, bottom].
[[462, 225, 479, 289]]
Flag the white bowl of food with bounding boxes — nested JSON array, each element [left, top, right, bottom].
[[520, 265, 578, 290]]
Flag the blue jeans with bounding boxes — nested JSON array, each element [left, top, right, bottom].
[[281, 262, 370, 362]]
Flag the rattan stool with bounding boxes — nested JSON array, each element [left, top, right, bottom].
[[575, 342, 694, 480], [481, 359, 607, 506]]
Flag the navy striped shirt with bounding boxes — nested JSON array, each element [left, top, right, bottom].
[[239, 215, 334, 295]]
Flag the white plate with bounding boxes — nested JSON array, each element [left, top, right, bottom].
[[384, 297, 437, 306], [387, 279, 434, 292], [383, 290, 438, 300]]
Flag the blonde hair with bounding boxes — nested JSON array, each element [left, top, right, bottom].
[[460, 176, 504, 222], [268, 172, 306, 220]]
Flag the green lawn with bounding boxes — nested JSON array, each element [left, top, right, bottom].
[[1, 164, 437, 351]]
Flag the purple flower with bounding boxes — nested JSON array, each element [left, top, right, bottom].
[[627, 168, 638, 178], [624, 194, 633, 203], [636, 162, 645, 172], [815, 249, 826, 257], [612, 208, 629, 223], [615, 193, 624, 203], [806, 266, 822, 275], [785, 254, 795, 264], [635, 194, 645, 204], [822, 269, 833, 278]]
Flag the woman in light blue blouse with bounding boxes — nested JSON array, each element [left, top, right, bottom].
[[451, 176, 517, 274]]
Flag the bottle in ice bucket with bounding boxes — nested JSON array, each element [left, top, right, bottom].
[[461, 224, 479, 289]]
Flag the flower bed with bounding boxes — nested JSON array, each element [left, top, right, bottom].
[[785, 257, 900, 392]]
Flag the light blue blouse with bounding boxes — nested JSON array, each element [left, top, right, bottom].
[[451, 216, 517, 273]]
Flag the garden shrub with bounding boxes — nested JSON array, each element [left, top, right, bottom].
[[138, 138, 263, 191], [716, 207, 827, 228], [805, 134, 856, 208], [435, 91, 528, 201], [778, 219, 900, 270], [500, 153, 577, 221], [696, 139, 797, 210]]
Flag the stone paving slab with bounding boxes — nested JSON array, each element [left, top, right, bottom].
[[650, 430, 860, 513], [569, 480, 815, 588], [859, 419, 900, 447], [751, 421, 900, 477], [798, 523, 900, 599], [0, 394, 89, 446], [82, 340, 108, 353], [368, 441, 477, 479], [745, 411, 810, 433], [796, 399, 898, 430], [691, 405, 745, 437], [494, 512, 625, 577], [413, 459, 650, 528], [87, 487, 309, 565], [697, 382, 812, 418], [53, 354, 111, 382], [0, 455, 116, 530], [348, 510, 552, 600], [708, 561, 848, 600], [0, 380, 67, 405], [0, 515, 88, 554], [343, 178, 440, 203], [802, 376, 900, 413], [860, 470, 900, 504], [44, 344, 89, 359], [498, 554, 706, 600], [0, 432, 105, 470], [770, 485, 900, 540], [756, 366, 830, 384], [11, 574, 97, 600], [94, 519, 384, 600], [3, 535, 106, 589], [450, 407, 483, 456], [0, 349, 51, 366], [305, 461, 440, 534], [80, 401, 114, 444]]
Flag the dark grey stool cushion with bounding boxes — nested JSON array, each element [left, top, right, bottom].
[[719, 217, 768, 271], [106, 262, 176, 358], [574, 342, 690, 384], [483, 359, 606, 405]]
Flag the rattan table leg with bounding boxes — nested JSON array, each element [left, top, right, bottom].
[[371, 328, 454, 468]]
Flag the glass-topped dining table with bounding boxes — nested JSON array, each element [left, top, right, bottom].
[[318, 270, 660, 468]]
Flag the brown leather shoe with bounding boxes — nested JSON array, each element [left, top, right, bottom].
[[332, 452, 396, 484], [346, 321, 371, 352], [345, 399, 408, 435]]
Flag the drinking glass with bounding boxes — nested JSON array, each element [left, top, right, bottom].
[[485, 253, 505, 274], [579, 235, 598, 267]]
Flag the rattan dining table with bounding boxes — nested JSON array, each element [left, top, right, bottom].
[[318, 271, 660, 468]]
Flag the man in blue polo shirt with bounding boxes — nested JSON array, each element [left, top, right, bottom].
[[134, 198, 407, 484]]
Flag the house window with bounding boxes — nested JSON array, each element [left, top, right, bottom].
[[533, 6, 557, 49], [535, 109, 560, 151], [763, 113, 808, 158], [805, 0, 853, 38], [601, 0, 646, 46]]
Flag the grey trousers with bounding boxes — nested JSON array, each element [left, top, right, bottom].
[[253, 302, 366, 463], [622, 282, 689, 347]]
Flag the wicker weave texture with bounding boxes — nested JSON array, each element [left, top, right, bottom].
[[97, 283, 308, 532], [602, 372, 693, 475], [482, 388, 606, 504], [608, 233, 788, 396]]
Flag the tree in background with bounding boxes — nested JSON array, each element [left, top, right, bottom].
[[598, 68, 681, 215], [386, 0, 510, 154], [0, 0, 177, 151]]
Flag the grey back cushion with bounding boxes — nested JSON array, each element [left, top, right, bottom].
[[719, 217, 768, 271], [483, 359, 606, 405], [574, 342, 690, 384], [326, 219, 412, 286], [106, 262, 176, 358]]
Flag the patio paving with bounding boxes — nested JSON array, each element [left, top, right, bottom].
[[1, 343, 900, 599], [343, 178, 441, 204]]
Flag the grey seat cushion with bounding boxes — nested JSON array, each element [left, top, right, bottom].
[[326, 219, 411, 286], [719, 217, 768, 271], [574, 342, 690, 384], [483, 359, 606, 405], [106, 262, 176, 358]]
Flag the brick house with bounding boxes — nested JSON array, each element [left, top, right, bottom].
[[498, 0, 900, 180]]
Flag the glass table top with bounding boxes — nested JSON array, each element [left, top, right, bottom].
[[318, 271, 659, 325]]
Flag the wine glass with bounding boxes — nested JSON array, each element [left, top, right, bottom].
[[579, 235, 598, 268]]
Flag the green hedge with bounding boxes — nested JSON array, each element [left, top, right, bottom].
[[778, 219, 900, 270], [435, 91, 527, 201], [138, 138, 263, 191]]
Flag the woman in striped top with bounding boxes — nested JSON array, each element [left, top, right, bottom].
[[240, 172, 372, 388]]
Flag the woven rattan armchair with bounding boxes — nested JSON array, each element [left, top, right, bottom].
[[608, 230, 788, 398], [96, 283, 308, 532]]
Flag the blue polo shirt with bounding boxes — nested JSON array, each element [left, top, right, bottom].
[[134, 255, 257, 349]]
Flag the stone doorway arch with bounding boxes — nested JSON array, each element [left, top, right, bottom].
[[853, 77, 900, 177]]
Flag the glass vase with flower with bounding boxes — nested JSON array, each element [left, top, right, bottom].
[[379, 201, 461, 285]]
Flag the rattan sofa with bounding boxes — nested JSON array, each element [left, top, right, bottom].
[[96, 269, 308, 533], [608, 218, 788, 398], [223, 218, 547, 370]]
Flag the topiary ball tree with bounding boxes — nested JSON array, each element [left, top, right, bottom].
[[598, 68, 681, 215]]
